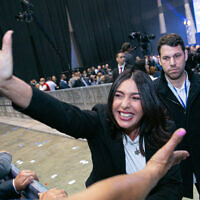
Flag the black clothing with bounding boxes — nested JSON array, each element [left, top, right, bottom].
[[112, 64, 133, 81], [15, 88, 182, 200], [154, 69, 200, 198]]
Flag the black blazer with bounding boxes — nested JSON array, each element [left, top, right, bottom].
[[154, 69, 200, 199], [0, 179, 20, 199], [112, 64, 133, 81], [17, 88, 182, 200]]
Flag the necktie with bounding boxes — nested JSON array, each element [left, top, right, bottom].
[[120, 67, 123, 73]]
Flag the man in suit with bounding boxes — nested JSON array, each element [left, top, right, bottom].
[[0, 151, 39, 199], [112, 51, 133, 81], [0, 151, 12, 179], [154, 33, 200, 199]]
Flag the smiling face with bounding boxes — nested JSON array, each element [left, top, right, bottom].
[[112, 79, 143, 134], [159, 45, 188, 82]]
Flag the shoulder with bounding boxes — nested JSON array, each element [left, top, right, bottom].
[[0, 152, 12, 179], [92, 104, 107, 113]]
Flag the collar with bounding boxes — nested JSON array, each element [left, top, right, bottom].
[[123, 134, 139, 145], [165, 70, 190, 91], [118, 63, 125, 70]]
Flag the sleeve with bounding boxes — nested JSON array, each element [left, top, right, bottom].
[[0, 152, 12, 179], [146, 163, 183, 200], [13, 87, 100, 139], [0, 179, 21, 199]]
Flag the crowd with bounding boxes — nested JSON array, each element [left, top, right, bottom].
[[0, 29, 200, 200], [29, 44, 200, 92]]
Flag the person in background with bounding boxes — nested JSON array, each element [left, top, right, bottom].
[[121, 42, 136, 65], [59, 73, 70, 89], [0, 151, 39, 199], [39, 78, 50, 91], [112, 51, 133, 81], [46, 76, 57, 91], [154, 33, 200, 199], [51, 75, 59, 90]]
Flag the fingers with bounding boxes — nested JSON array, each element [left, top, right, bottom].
[[14, 170, 39, 191], [38, 188, 68, 200], [2, 31, 13, 53], [172, 150, 190, 165], [0, 150, 10, 153]]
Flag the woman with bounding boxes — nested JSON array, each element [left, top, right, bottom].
[[0, 31, 181, 199], [15, 70, 182, 200]]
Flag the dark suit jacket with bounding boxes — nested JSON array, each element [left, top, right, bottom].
[[112, 64, 133, 81], [0, 152, 12, 179], [0, 179, 20, 199], [154, 69, 200, 199], [16, 87, 182, 200]]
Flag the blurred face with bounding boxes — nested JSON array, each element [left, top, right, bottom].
[[112, 79, 143, 133], [52, 76, 56, 82], [97, 65, 101, 70], [40, 78, 45, 85], [62, 74, 66, 80], [116, 53, 125, 66], [159, 45, 188, 81]]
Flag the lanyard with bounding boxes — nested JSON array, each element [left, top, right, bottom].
[[173, 80, 188, 109]]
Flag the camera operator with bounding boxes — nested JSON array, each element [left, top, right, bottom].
[[186, 45, 200, 72]]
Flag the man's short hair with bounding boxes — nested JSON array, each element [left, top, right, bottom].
[[157, 33, 185, 55], [115, 50, 124, 58], [121, 42, 131, 52]]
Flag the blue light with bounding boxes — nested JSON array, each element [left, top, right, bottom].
[[161, 0, 185, 21]]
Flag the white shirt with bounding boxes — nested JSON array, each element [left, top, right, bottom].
[[165, 71, 190, 108], [46, 81, 57, 91], [123, 134, 146, 174]]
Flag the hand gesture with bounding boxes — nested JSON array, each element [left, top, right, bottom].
[[147, 128, 189, 177], [0, 30, 13, 81]]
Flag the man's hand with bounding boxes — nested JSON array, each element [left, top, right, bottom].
[[14, 170, 39, 191], [147, 128, 189, 178], [38, 188, 68, 200], [0, 30, 13, 82], [0, 150, 10, 154]]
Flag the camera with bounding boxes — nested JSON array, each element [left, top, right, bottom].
[[128, 32, 155, 42]]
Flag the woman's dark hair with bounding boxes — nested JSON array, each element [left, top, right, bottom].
[[107, 69, 170, 155]]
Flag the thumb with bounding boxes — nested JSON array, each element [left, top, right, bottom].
[[2, 30, 13, 53], [163, 128, 186, 154]]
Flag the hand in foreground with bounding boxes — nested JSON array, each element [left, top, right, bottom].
[[147, 128, 189, 178], [38, 188, 68, 200], [0, 150, 10, 154], [0, 30, 13, 81], [14, 170, 39, 191]]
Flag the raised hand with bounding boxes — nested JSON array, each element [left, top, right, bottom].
[[147, 128, 189, 177], [0, 30, 13, 81]]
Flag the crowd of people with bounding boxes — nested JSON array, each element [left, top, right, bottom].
[[29, 43, 200, 93], [0, 29, 200, 200]]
